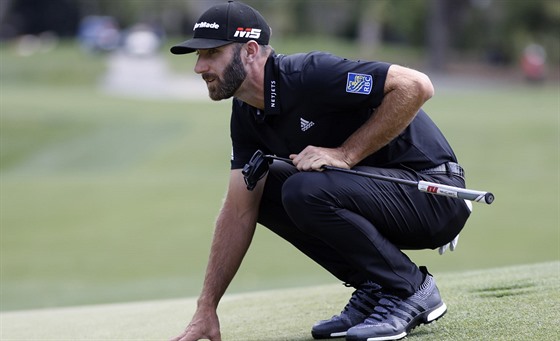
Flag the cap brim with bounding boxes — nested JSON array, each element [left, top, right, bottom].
[[170, 38, 232, 55]]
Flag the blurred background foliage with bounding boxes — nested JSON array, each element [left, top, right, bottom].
[[1, 0, 559, 71]]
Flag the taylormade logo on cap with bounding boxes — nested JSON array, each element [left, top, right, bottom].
[[170, 1, 271, 55], [193, 22, 220, 30]]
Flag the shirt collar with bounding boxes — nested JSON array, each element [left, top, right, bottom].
[[263, 54, 281, 115]]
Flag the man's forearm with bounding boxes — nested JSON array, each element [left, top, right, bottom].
[[197, 205, 257, 308]]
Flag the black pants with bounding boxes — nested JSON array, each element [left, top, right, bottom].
[[257, 161, 471, 297]]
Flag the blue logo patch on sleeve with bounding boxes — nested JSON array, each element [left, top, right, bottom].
[[346, 72, 373, 95]]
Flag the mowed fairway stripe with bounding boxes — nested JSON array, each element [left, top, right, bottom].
[[4, 121, 184, 175]]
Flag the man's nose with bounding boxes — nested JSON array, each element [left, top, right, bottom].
[[194, 56, 209, 74]]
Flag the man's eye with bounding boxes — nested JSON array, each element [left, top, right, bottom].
[[196, 49, 219, 57]]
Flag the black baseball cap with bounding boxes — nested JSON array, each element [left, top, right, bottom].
[[170, 0, 271, 55]]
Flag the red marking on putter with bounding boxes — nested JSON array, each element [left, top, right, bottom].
[[427, 186, 439, 193]]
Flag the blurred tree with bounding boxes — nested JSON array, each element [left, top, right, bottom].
[[503, 0, 560, 64], [1, 0, 557, 67], [75, 0, 188, 31], [426, 0, 447, 71], [356, 0, 386, 57], [426, 0, 471, 71], [3, 0, 80, 36]]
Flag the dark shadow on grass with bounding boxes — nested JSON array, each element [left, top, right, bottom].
[[471, 281, 536, 298]]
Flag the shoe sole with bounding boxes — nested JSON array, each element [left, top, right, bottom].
[[356, 302, 448, 341], [311, 330, 347, 339], [425, 301, 447, 323]]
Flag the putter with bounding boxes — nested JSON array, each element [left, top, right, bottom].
[[242, 150, 494, 205]]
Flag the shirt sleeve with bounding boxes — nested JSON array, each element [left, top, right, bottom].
[[298, 52, 390, 110], [229, 99, 263, 170]]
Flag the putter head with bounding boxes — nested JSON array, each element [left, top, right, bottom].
[[242, 150, 270, 190]]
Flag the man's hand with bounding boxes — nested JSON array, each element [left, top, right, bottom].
[[290, 146, 351, 171], [170, 307, 221, 341]]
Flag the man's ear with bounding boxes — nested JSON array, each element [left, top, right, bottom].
[[244, 40, 260, 62]]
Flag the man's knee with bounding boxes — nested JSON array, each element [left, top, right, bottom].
[[281, 172, 336, 227]]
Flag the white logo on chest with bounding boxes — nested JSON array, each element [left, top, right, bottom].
[[300, 118, 315, 131]]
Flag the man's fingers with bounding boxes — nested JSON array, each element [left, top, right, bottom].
[[290, 151, 329, 171], [290, 146, 350, 171], [450, 234, 459, 251], [170, 327, 222, 341], [169, 329, 187, 341]]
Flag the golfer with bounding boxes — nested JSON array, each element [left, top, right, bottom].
[[170, 1, 471, 340]]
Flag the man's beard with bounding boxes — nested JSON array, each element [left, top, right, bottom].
[[203, 46, 246, 101]]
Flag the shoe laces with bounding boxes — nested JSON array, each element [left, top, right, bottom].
[[341, 282, 382, 316], [365, 279, 433, 323], [366, 294, 402, 322]]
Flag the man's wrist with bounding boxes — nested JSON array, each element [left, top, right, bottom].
[[337, 146, 359, 168], [197, 296, 219, 310]]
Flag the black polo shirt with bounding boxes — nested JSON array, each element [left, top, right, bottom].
[[230, 52, 457, 170]]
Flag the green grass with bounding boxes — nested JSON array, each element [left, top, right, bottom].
[[1, 262, 558, 340], [0, 41, 107, 86], [1, 41, 559, 312]]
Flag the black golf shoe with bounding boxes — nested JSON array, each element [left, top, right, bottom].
[[311, 282, 382, 339], [345, 267, 446, 341]]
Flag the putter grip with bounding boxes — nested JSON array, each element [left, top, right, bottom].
[[417, 181, 494, 205]]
